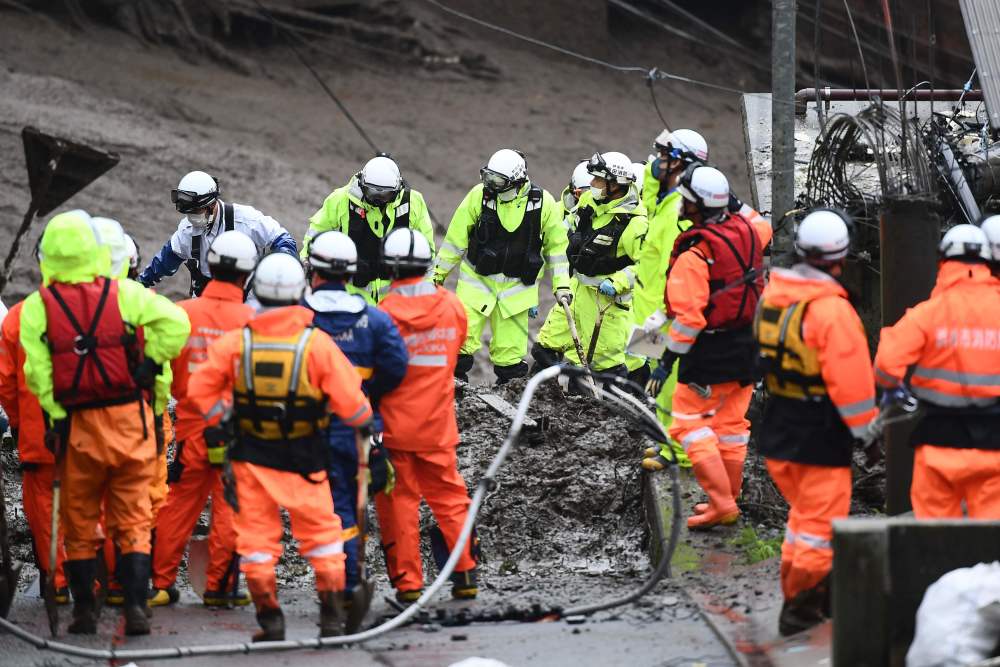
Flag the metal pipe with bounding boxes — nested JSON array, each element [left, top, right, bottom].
[[795, 87, 984, 114], [771, 0, 797, 263]]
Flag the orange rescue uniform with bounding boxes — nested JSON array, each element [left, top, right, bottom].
[[0, 300, 66, 590], [874, 261, 1000, 518], [375, 277, 477, 594], [187, 305, 372, 609], [756, 265, 878, 602], [153, 280, 253, 594]]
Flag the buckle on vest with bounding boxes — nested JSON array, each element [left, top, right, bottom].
[[73, 334, 96, 356]]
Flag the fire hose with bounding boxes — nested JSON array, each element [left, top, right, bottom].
[[0, 364, 682, 659]]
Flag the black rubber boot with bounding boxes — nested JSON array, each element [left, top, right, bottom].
[[253, 606, 285, 642], [454, 354, 475, 382], [119, 553, 152, 636], [318, 590, 346, 637], [65, 559, 98, 635], [778, 578, 828, 637], [493, 361, 529, 385], [529, 342, 563, 373]]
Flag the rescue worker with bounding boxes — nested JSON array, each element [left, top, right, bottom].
[[150, 231, 257, 607], [981, 214, 1000, 278], [188, 252, 374, 641], [139, 170, 297, 296], [0, 267, 68, 605], [646, 165, 770, 529], [20, 210, 189, 635], [532, 151, 647, 375], [124, 234, 141, 281], [874, 224, 1000, 519], [434, 149, 570, 383], [756, 209, 878, 635], [376, 228, 479, 603], [304, 230, 408, 625], [633, 130, 707, 471], [302, 155, 436, 305], [559, 161, 591, 219]]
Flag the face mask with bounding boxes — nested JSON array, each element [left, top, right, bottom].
[[590, 186, 605, 202], [651, 158, 663, 179], [498, 187, 519, 202], [187, 210, 212, 234]]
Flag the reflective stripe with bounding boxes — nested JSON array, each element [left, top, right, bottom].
[[204, 400, 227, 421], [287, 329, 313, 390], [243, 551, 273, 564], [718, 434, 749, 445], [395, 202, 410, 217], [390, 281, 437, 297], [912, 386, 1000, 408], [303, 541, 344, 558], [551, 265, 570, 276], [849, 423, 871, 438], [680, 426, 715, 450], [435, 259, 458, 273], [666, 338, 692, 354], [545, 253, 568, 264], [378, 283, 391, 296], [913, 365, 1000, 386], [186, 335, 212, 350], [440, 242, 464, 257], [795, 531, 832, 550], [241, 328, 254, 393], [875, 367, 900, 387], [247, 342, 299, 351], [343, 404, 370, 426], [576, 274, 603, 288], [784, 527, 796, 545], [621, 267, 636, 289], [498, 282, 534, 301], [670, 320, 703, 339], [460, 261, 520, 284], [671, 409, 717, 420], [458, 273, 494, 294], [837, 397, 876, 418], [409, 354, 448, 367]]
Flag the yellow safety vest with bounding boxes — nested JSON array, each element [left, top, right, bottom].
[[754, 298, 826, 401], [233, 326, 329, 442]]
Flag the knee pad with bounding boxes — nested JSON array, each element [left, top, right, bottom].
[[493, 361, 529, 384], [454, 354, 475, 381]]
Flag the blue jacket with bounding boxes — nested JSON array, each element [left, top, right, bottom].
[[305, 283, 408, 436]]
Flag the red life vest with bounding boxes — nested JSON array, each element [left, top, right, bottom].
[[666, 212, 764, 330], [40, 277, 145, 408]]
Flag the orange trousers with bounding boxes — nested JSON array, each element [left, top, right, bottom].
[[21, 464, 67, 589], [153, 433, 236, 591], [233, 461, 345, 609], [766, 459, 851, 600], [912, 445, 1000, 519], [668, 381, 752, 486], [62, 402, 157, 560], [373, 447, 476, 593]]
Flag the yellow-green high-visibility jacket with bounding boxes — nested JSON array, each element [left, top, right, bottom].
[[633, 162, 688, 322], [568, 188, 648, 299], [303, 176, 436, 304], [434, 182, 570, 319], [20, 212, 190, 421]]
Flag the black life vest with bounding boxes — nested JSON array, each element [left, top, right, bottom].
[[566, 205, 633, 278], [348, 188, 411, 287], [466, 185, 545, 286], [187, 203, 235, 298]]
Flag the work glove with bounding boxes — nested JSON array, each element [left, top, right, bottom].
[[642, 309, 668, 334], [555, 287, 573, 306], [154, 413, 165, 456], [528, 306, 539, 319], [369, 435, 395, 495], [598, 279, 617, 297], [645, 350, 679, 397], [132, 358, 162, 391], [204, 421, 235, 467], [880, 385, 915, 410], [432, 273, 446, 286], [44, 418, 70, 457]]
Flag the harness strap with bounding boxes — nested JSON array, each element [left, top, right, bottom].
[[48, 279, 115, 391]]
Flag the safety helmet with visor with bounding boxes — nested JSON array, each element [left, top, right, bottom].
[[172, 170, 219, 214], [358, 156, 402, 207], [480, 149, 527, 198], [677, 164, 729, 220]]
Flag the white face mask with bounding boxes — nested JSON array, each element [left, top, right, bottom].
[[590, 185, 605, 202], [497, 187, 519, 202], [186, 210, 212, 234]]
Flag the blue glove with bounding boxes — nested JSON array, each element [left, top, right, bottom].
[[598, 279, 617, 297], [645, 351, 678, 396], [528, 306, 539, 319], [880, 385, 913, 409]]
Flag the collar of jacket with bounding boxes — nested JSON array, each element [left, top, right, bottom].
[[593, 187, 639, 216], [304, 283, 366, 314], [249, 305, 315, 334], [934, 260, 996, 291], [201, 279, 246, 303]]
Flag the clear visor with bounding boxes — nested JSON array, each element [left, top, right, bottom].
[[362, 183, 399, 206], [480, 168, 515, 193], [171, 188, 215, 214]]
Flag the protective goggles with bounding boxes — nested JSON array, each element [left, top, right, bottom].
[[586, 152, 610, 179], [361, 183, 400, 206], [655, 144, 692, 163], [479, 168, 516, 193], [171, 188, 217, 214]]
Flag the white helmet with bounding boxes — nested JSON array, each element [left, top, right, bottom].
[[586, 151, 635, 185], [678, 165, 730, 216], [208, 230, 258, 273], [481, 149, 528, 194], [172, 170, 219, 214], [359, 156, 402, 207], [253, 253, 307, 305], [92, 217, 129, 278], [939, 223, 990, 262], [124, 234, 140, 274], [653, 129, 709, 163], [570, 161, 591, 191], [795, 209, 851, 263], [631, 162, 646, 194], [381, 228, 433, 277], [980, 215, 1000, 262], [308, 230, 358, 276]]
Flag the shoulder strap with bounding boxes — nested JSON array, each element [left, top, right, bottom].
[[224, 203, 235, 231]]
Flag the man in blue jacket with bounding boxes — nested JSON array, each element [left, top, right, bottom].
[[304, 230, 408, 620]]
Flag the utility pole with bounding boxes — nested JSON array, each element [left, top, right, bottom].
[[771, 0, 796, 264]]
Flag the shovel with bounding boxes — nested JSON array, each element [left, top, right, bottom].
[[43, 430, 65, 636], [345, 431, 374, 633], [560, 300, 598, 395], [585, 294, 615, 369]]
